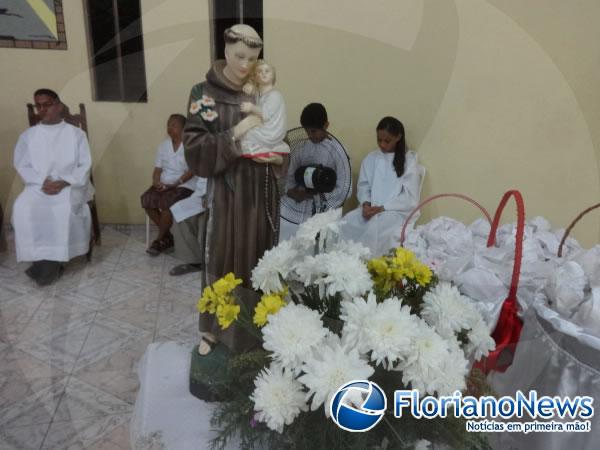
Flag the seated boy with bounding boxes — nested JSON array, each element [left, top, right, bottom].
[[279, 103, 350, 240]]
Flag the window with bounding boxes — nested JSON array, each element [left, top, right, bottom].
[[84, 0, 147, 102], [211, 0, 263, 61]]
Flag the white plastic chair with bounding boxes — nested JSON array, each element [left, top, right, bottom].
[[145, 213, 151, 249]]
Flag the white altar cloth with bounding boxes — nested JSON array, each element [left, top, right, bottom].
[[130, 341, 239, 450]]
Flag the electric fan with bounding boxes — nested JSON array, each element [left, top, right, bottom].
[[280, 127, 352, 225]]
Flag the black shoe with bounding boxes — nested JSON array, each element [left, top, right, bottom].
[[35, 261, 64, 287], [25, 262, 42, 281], [169, 263, 204, 276]]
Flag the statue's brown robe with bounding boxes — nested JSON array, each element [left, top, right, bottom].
[[184, 61, 283, 351]]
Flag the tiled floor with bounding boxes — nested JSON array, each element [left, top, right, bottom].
[[0, 225, 201, 449]]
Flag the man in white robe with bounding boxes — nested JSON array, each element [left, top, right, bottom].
[[12, 89, 93, 285]]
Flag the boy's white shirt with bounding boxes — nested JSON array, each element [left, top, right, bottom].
[[154, 139, 197, 190]]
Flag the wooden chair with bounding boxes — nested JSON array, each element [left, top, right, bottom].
[[26, 102, 101, 260]]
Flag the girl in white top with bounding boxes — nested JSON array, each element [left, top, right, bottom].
[[341, 116, 424, 256], [141, 114, 196, 255]]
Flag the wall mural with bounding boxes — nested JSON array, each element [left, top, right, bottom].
[[0, 0, 66, 49]]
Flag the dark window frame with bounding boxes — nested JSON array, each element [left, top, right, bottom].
[[83, 0, 148, 103], [0, 0, 67, 50], [210, 0, 263, 61]]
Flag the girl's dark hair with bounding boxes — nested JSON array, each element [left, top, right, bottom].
[[377, 116, 406, 177], [169, 114, 186, 127]]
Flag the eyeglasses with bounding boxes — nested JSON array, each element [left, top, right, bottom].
[[34, 100, 59, 110]]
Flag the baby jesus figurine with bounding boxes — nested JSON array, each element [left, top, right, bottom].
[[240, 60, 290, 160]]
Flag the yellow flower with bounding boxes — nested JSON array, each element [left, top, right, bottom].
[[413, 263, 433, 286], [392, 248, 415, 268], [253, 292, 287, 327], [197, 273, 242, 315], [217, 293, 238, 308], [197, 286, 219, 314], [213, 273, 242, 297], [368, 248, 435, 295], [394, 247, 416, 260], [367, 257, 388, 278], [216, 303, 240, 329], [389, 248, 419, 280]]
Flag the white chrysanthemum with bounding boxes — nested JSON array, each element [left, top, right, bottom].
[[250, 364, 308, 433], [322, 251, 373, 299], [436, 342, 469, 396], [414, 439, 432, 450], [252, 240, 299, 293], [364, 297, 420, 369], [262, 303, 329, 372], [399, 321, 466, 395], [293, 252, 372, 300], [295, 209, 343, 247], [340, 292, 379, 351], [421, 282, 474, 339], [329, 239, 371, 260], [299, 335, 374, 416], [292, 254, 322, 287], [464, 318, 495, 361], [421, 282, 495, 360]]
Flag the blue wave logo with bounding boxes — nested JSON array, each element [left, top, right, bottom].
[[330, 380, 387, 432]]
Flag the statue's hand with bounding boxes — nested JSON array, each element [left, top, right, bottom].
[[242, 82, 255, 96], [233, 115, 262, 139], [240, 102, 254, 113]]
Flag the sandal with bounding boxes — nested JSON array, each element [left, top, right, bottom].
[[198, 335, 217, 356], [160, 234, 174, 252], [146, 239, 162, 256]]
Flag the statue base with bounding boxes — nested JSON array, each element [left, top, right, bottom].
[[189, 343, 233, 402]]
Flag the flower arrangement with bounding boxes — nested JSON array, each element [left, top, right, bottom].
[[190, 94, 219, 122], [198, 209, 494, 450]]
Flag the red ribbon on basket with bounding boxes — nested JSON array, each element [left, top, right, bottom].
[[474, 190, 525, 374]]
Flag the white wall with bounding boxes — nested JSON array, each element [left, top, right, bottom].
[[1, 0, 599, 245]]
